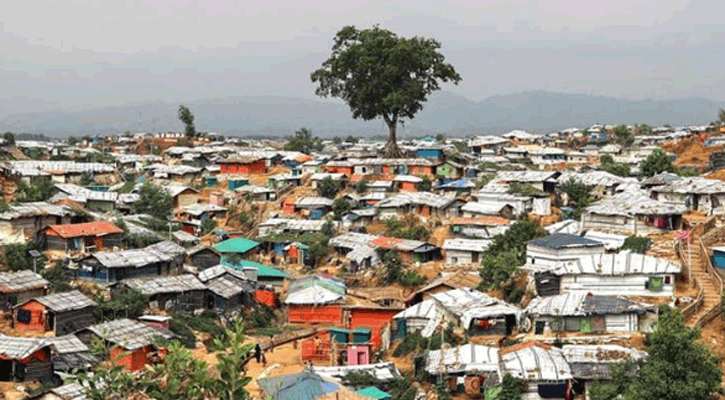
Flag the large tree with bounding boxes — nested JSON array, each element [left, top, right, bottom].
[[640, 148, 675, 177], [589, 306, 720, 400], [311, 26, 461, 158], [178, 105, 197, 138]]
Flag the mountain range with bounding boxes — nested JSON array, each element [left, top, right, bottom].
[[1, 91, 724, 138]]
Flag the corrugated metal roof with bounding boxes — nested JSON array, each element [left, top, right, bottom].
[[123, 274, 206, 296], [46, 334, 91, 355], [0, 334, 52, 359], [198, 264, 250, 282], [22, 290, 97, 312], [426, 344, 500, 376], [586, 190, 687, 216], [206, 275, 255, 298], [556, 171, 628, 188], [377, 192, 454, 209], [329, 233, 379, 250], [296, 197, 334, 208], [172, 230, 199, 243], [442, 238, 491, 252], [162, 185, 199, 197], [371, 236, 426, 252], [0, 201, 73, 220], [347, 245, 380, 265], [85, 318, 175, 350], [493, 170, 558, 183], [88, 241, 185, 268], [47, 382, 88, 400], [182, 203, 227, 216], [501, 343, 573, 382], [0, 270, 49, 293], [46, 221, 123, 238], [654, 177, 725, 195], [527, 233, 603, 249]]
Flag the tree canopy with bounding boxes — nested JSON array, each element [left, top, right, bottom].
[[133, 183, 174, 221], [590, 306, 720, 400], [311, 26, 461, 157], [640, 149, 675, 177], [718, 108, 725, 125], [178, 105, 197, 138], [612, 124, 634, 147], [284, 128, 323, 154]]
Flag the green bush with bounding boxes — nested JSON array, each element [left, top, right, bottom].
[[392, 331, 428, 357]]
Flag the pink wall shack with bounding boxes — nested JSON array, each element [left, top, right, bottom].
[[347, 345, 370, 365]]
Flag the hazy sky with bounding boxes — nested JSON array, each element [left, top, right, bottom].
[[2, 0, 724, 116]]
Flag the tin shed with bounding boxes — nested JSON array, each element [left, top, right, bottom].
[[14, 290, 97, 335]]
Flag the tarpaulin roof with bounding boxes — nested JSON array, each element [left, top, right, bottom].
[[46, 221, 123, 238], [426, 344, 501, 376], [213, 237, 260, 253], [501, 343, 572, 382]]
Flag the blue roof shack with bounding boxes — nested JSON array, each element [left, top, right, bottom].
[[258, 371, 340, 400], [526, 233, 605, 268]]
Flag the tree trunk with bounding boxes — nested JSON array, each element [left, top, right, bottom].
[[383, 119, 404, 158]]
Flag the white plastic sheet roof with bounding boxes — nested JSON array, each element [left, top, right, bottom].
[[8, 160, 115, 174], [284, 285, 344, 305], [525, 292, 589, 316], [442, 238, 491, 252], [502, 344, 573, 382], [393, 299, 439, 320], [561, 344, 646, 364], [586, 190, 687, 216], [312, 362, 402, 383], [432, 288, 521, 329], [550, 252, 681, 276], [461, 201, 508, 215], [545, 219, 580, 235], [426, 344, 501, 375], [583, 231, 628, 250]]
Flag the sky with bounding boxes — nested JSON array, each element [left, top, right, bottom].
[[2, 0, 725, 117]]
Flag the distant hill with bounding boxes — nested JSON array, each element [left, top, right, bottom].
[[2, 91, 724, 138]]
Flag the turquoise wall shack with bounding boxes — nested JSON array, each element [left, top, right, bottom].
[[712, 246, 725, 276], [228, 178, 250, 190]]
